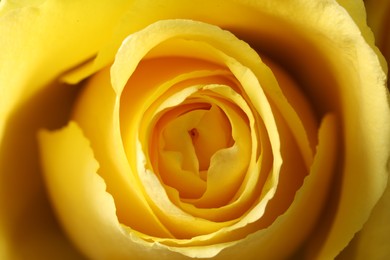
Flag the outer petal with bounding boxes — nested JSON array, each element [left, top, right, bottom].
[[0, 0, 134, 258], [337, 0, 390, 258], [337, 179, 390, 259], [72, 67, 173, 239], [337, 0, 388, 72], [0, 0, 132, 138], [0, 80, 84, 259]]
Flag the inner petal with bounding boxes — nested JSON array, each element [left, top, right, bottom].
[[159, 101, 234, 198], [189, 104, 233, 172], [162, 108, 206, 174]]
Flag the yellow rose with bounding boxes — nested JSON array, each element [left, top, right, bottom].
[[0, 0, 389, 259]]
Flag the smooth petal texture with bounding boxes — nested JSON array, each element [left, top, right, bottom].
[[71, 7, 388, 255], [38, 122, 191, 260], [0, 80, 85, 259], [121, 59, 265, 224], [111, 19, 283, 239], [301, 14, 390, 260], [71, 19, 318, 259], [85, 19, 318, 259], [0, 1, 134, 257], [39, 122, 124, 259], [1, 1, 388, 260], [337, 0, 387, 72], [336, 0, 390, 258], [75, 55, 251, 242], [72, 67, 173, 239], [150, 0, 390, 258], [157, 113, 338, 259], [337, 178, 390, 260], [0, 0, 133, 137]]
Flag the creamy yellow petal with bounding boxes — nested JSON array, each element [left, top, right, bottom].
[[121, 59, 263, 223], [48, 2, 387, 254], [0, 78, 85, 259], [72, 67, 173, 238], [134, 86, 244, 237], [38, 122, 192, 260], [337, 5, 390, 256], [0, 2, 139, 256], [123, 22, 314, 173], [140, 1, 390, 257], [76, 58, 258, 241], [299, 7, 390, 260], [112, 20, 283, 240], [111, 11, 388, 254], [39, 122, 131, 258], [1, 0, 387, 259], [111, 19, 283, 188], [224, 113, 337, 259], [176, 93, 250, 208], [157, 88, 308, 248], [160, 114, 338, 258], [118, 58, 253, 223], [0, 0, 134, 138], [73, 12, 389, 249], [145, 83, 264, 222], [111, 21, 315, 260], [334, 3, 390, 258], [60, 0, 258, 83], [152, 37, 310, 226], [337, 177, 390, 259], [342, 0, 389, 72], [112, 20, 319, 252]]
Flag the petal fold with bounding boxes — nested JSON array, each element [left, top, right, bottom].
[[38, 122, 188, 260]]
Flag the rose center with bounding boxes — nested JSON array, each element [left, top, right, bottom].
[[151, 99, 235, 199]]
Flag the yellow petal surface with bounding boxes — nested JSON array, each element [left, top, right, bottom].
[[223, 113, 337, 259], [121, 60, 266, 224], [103, 20, 322, 259], [0, 1, 137, 256], [0, 0, 133, 138], [159, 113, 338, 258], [72, 67, 173, 238], [154, 87, 251, 208], [111, 19, 283, 240], [299, 8, 390, 260], [6, 0, 386, 259], [337, 177, 390, 260], [108, 2, 390, 257], [0, 81, 85, 259], [38, 122, 192, 260], [74, 63, 241, 240]]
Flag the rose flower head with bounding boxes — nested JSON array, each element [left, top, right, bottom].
[[0, 0, 389, 259]]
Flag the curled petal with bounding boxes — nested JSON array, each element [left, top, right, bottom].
[[38, 122, 190, 259]]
